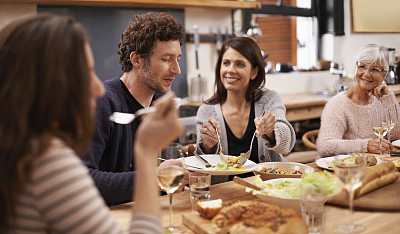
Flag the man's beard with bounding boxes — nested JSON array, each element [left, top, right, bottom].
[[139, 60, 170, 94]]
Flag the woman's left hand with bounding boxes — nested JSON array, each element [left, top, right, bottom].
[[370, 83, 389, 98], [254, 110, 275, 139]]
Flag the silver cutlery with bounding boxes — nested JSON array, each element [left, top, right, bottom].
[[109, 97, 188, 124], [237, 131, 256, 166], [190, 149, 212, 168]]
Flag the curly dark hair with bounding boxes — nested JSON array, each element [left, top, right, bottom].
[[205, 37, 266, 105], [118, 12, 185, 72]]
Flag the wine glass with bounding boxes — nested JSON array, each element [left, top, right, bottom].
[[157, 143, 186, 232], [334, 155, 367, 233], [383, 104, 398, 140], [372, 108, 388, 156]]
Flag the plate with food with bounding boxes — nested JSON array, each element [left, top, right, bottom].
[[316, 154, 381, 170], [253, 162, 314, 180], [184, 154, 258, 175]]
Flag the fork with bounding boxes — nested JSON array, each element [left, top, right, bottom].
[[109, 107, 156, 124], [237, 112, 266, 166], [237, 132, 256, 166], [215, 127, 223, 154], [109, 97, 188, 125]]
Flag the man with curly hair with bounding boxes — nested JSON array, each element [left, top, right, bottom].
[[83, 12, 186, 206]]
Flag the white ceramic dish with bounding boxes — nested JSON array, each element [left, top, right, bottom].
[[392, 139, 400, 148], [316, 154, 382, 170], [254, 178, 302, 211], [254, 162, 314, 180], [184, 154, 257, 176], [252, 178, 342, 212]]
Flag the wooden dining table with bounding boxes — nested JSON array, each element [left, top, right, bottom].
[[109, 161, 400, 233]]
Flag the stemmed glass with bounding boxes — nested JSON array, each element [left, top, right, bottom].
[[334, 155, 367, 233], [383, 104, 398, 140], [157, 143, 186, 232], [372, 108, 388, 156]]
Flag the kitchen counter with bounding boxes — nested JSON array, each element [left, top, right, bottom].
[[282, 84, 400, 122]]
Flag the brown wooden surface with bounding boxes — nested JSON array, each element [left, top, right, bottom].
[[0, 0, 261, 9], [110, 159, 400, 233]]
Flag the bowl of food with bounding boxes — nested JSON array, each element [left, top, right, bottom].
[[254, 162, 314, 180], [247, 172, 342, 212]]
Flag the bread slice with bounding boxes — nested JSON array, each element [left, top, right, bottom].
[[196, 199, 223, 219]]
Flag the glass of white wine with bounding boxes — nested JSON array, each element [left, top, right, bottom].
[[157, 143, 186, 232], [382, 104, 398, 140], [372, 108, 388, 156], [334, 154, 367, 233]]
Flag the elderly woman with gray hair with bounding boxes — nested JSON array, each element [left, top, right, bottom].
[[317, 44, 400, 159]]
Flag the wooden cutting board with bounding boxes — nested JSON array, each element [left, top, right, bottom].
[[328, 178, 400, 211], [182, 212, 221, 234]]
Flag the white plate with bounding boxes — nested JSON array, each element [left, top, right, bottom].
[[184, 154, 257, 175], [315, 155, 382, 170], [392, 139, 400, 148]]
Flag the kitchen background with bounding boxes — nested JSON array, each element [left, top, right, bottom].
[[1, 0, 400, 155]]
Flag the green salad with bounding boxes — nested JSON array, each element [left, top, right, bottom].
[[248, 171, 341, 199], [208, 161, 244, 171]]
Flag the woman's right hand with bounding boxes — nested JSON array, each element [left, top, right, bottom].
[[367, 138, 393, 154], [199, 117, 220, 153]]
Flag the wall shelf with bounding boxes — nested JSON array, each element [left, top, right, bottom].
[[1, 0, 261, 9]]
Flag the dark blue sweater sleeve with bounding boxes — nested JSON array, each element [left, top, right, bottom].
[[83, 79, 135, 206]]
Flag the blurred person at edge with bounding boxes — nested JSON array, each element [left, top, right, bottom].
[[317, 44, 400, 159], [0, 13, 183, 233], [195, 37, 296, 184], [83, 12, 188, 206]]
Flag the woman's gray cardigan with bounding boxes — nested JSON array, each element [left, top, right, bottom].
[[195, 89, 296, 183]]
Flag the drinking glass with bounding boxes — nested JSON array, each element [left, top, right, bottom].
[[189, 172, 211, 212], [372, 108, 387, 156], [157, 143, 186, 232], [300, 183, 328, 234], [383, 104, 398, 140], [334, 155, 367, 233]]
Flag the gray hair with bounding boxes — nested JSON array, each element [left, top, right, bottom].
[[355, 44, 389, 71]]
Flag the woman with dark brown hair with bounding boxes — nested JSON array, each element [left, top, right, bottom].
[[195, 37, 295, 182], [0, 13, 182, 233]]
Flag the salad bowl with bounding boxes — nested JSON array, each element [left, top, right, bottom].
[[246, 172, 342, 211]]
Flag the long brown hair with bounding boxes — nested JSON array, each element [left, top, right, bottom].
[[205, 37, 266, 104], [0, 13, 94, 228]]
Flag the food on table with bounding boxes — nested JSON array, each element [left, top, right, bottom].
[[328, 155, 357, 168], [393, 160, 400, 168], [354, 161, 400, 198], [248, 171, 341, 199], [250, 176, 300, 199], [196, 199, 222, 219], [259, 167, 301, 175], [356, 154, 377, 167], [209, 161, 244, 171], [211, 200, 307, 234]]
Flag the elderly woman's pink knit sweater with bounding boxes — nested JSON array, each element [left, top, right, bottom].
[[316, 91, 400, 159]]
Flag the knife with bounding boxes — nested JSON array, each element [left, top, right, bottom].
[[233, 176, 262, 191], [190, 150, 212, 168], [390, 151, 400, 157]]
